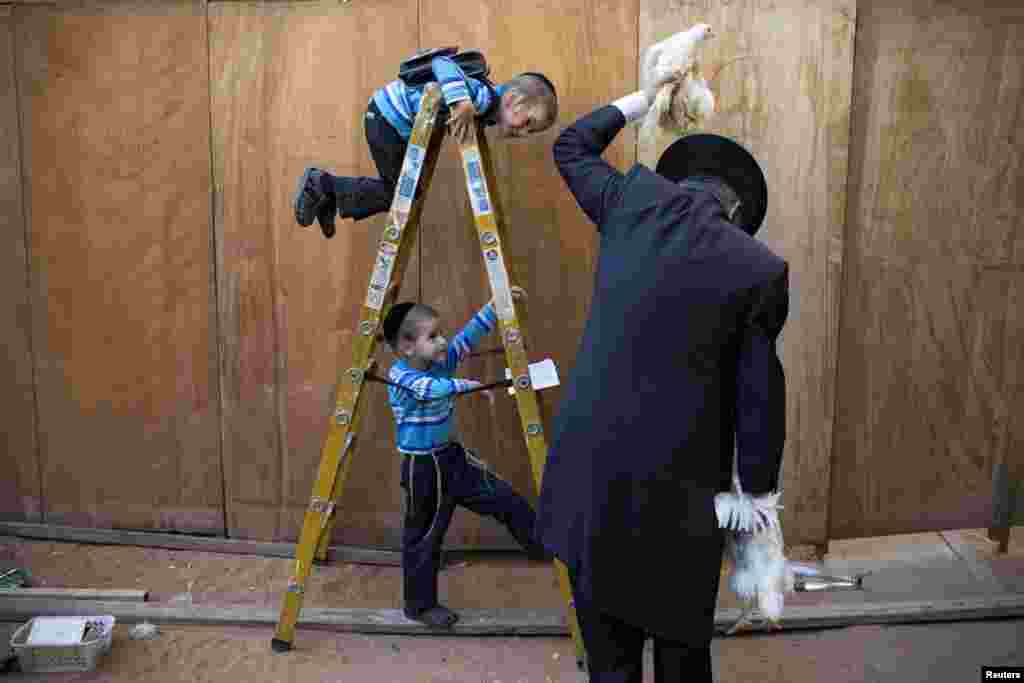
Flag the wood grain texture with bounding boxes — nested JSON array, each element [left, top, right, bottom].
[[0, 6, 42, 523], [418, 0, 639, 546], [639, 0, 856, 545], [13, 0, 222, 533], [832, 0, 1023, 538], [208, 0, 420, 544]]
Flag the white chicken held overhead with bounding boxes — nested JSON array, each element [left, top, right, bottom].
[[638, 23, 714, 162], [641, 23, 714, 93]]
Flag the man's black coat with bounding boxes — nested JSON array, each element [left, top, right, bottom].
[[535, 105, 789, 647]]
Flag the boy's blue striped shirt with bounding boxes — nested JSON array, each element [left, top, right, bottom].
[[388, 304, 498, 455], [372, 56, 506, 139]]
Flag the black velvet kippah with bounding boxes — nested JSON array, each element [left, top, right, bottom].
[[381, 302, 416, 346], [521, 72, 556, 99]]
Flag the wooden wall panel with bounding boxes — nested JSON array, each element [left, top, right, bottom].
[[419, 0, 639, 546], [14, 0, 222, 532], [209, 0, 421, 544], [831, 0, 1023, 538], [0, 6, 42, 522], [639, 0, 856, 545], [4, 0, 1015, 549]]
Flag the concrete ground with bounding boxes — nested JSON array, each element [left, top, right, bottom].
[[1, 527, 1021, 682]]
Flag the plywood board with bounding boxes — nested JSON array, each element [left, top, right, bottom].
[[639, 0, 856, 545], [0, 588, 148, 601], [13, 0, 222, 532], [0, 520, 525, 565], [418, 0, 640, 546], [208, 0, 421, 544], [2, 594, 1022, 635], [832, 0, 1023, 538], [0, 5, 42, 523]]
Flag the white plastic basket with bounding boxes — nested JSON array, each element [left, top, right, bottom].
[[10, 615, 115, 673]]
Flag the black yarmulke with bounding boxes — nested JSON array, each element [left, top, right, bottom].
[[521, 71, 556, 99], [381, 302, 416, 346]]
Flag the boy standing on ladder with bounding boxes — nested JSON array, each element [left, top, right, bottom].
[[379, 289, 551, 628], [292, 52, 558, 237]]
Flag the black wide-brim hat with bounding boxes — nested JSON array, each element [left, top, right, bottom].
[[655, 133, 768, 236]]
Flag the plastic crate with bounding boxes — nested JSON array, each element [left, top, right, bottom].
[[0, 567, 32, 589], [10, 615, 115, 673]]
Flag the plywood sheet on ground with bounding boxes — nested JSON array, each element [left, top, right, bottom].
[[831, 0, 1024, 538], [13, 0, 222, 532], [0, 6, 41, 523], [639, 0, 857, 545], [208, 0, 421, 544], [416, 0, 640, 547]]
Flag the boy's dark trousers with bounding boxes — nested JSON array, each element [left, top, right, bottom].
[[568, 573, 714, 683], [328, 99, 409, 221], [400, 442, 546, 615]]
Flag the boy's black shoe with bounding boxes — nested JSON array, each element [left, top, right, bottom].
[[294, 166, 329, 228], [316, 193, 337, 239], [404, 605, 459, 629], [527, 546, 554, 562]]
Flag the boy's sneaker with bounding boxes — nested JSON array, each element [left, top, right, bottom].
[[316, 193, 337, 239], [526, 545, 554, 562], [404, 605, 459, 629], [293, 166, 329, 228]]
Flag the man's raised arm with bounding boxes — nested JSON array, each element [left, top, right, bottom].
[[552, 89, 656, 228]]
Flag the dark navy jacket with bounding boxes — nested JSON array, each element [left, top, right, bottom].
[[535, 105, 789, 645]]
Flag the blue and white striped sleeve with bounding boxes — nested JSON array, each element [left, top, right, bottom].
[[446, 303, 497, 370], [393, 365, 480, 400], [431, 56, 472, 107], [469, 80, 494, 114]]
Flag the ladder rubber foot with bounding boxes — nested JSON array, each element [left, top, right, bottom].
[[312, 557, 329, 566], [270, 638, 293, 653]]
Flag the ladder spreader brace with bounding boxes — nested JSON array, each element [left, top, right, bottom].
[[270, 83, 588, 673]]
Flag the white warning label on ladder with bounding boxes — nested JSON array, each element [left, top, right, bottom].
[[461, 148, 493, 216], [483, 248, 515, 321], [394, 143, 426, 215], [365, 242, 397, 311]]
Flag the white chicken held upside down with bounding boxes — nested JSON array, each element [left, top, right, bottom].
[[715, 464, 794, 634]]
